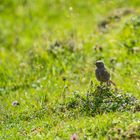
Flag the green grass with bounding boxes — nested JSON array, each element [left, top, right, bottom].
[[0, 0, 140, 139]]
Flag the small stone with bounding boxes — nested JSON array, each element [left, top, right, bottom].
[[12, 101, 19, 106]]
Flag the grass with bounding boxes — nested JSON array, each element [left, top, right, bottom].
[[0, 0, 140, 139]]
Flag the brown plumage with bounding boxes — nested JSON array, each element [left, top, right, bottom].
[[95, 61, 115, 86]]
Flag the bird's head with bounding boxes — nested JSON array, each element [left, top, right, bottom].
[[95, 61, 105, 68]]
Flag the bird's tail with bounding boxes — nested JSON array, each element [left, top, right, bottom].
[[107, 80, 116, 86]]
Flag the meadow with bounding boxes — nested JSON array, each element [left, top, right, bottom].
[[0, 0, 140, 139]]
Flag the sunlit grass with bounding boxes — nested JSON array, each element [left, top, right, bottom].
[[0, 0, 140, 139]]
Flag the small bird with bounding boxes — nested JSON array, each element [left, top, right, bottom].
[[95, 61, 115, 86]]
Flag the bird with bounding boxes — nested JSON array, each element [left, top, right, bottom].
[[95, 61, 116, 86]]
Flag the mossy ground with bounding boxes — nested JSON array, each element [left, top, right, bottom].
[[0, 0, 140, 139]]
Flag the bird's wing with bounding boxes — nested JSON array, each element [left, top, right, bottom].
[[102, 69, 110, 80]]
